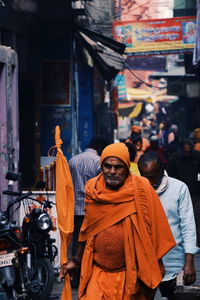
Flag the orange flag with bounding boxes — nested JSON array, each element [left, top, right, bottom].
[[54, 125, 74, 300]]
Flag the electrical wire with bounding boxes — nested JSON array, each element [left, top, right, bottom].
[[84, 0, 188, 26], [86, 0, 192, 35], [3, 0, 196, 90], [81, 1, 196, 90], [115, 0, 154, 19], [80, 0, 105, 34], [72, 1, 198, 91], [113, 52, 197, 93], [85, 0, 154, 22], [124, 62, 154, 88]]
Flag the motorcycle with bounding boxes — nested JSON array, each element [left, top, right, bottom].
[[0, 174, 58, 300]]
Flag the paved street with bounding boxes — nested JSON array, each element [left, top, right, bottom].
[[50, 254, 200, 300]]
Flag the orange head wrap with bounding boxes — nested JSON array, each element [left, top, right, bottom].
[[131, 125, 141, 133], [194, 128, 200, 140], [100, 142, 130, 169]]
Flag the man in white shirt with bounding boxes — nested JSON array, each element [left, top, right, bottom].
[[138, 151, 198, 300]]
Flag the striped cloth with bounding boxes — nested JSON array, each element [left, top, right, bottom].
[[69, 148, 101, 215]]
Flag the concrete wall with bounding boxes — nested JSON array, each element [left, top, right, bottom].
[[0, 46, 19, 210]]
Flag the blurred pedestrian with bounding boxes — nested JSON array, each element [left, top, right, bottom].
[[124, 142, 140, 175], [68, 136, 110, 288], [158, 122, 165, 148], [132, 125, 150, 153], [149, 119, 158, 137], [145, 135, 168, 165], [166, 124, 180, 159], [138, 152, 198, 300], [62, 143, 175, 300], [193, 128, 200, 151], [126, 125, 150, 156], [130, 132, 143, 163], [167, 138, 200, 247], [141, 117, 151, 139]]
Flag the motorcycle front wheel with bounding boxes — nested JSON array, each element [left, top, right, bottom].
[[2, 286, 16, 300], [31, 258, 54, 300]]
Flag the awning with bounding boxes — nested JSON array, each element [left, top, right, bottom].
[[126, 87, 179, 103], [118, 102, 143, 118], [76, 25, 127, 81]]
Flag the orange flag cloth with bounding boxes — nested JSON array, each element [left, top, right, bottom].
[[54, 125, 74, 300]]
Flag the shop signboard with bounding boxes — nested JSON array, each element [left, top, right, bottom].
[[113, 16, 196, 56], [115, 74, 127, 100]]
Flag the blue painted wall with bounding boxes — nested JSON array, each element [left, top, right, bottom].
[[78, 62, 93, 152]]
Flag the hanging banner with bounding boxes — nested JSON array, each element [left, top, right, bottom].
[[115, 74, 127, 100], [193, 0, 200, 65], [113, 16, 196, 56]]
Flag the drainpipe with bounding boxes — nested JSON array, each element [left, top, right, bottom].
[[70, 35, 79, 157]]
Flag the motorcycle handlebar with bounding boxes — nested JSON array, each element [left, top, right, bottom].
[[7, 191, 33, 208], [18, 191, 33, 201], [28, 197, 55, 208], [5, 191, 33, 219], [4, 190, 56, 217], [3, 190, 22, 196]]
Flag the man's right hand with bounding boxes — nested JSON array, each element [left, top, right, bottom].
[[60, 260, 79, 280], [60, 242, 85, 280]]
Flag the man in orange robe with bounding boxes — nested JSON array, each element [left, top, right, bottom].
[[61, 142, 176, 300]]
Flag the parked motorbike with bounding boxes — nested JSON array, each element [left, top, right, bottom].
[[0, 174, 58, 300]]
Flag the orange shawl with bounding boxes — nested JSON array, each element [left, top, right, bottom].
[[79, 173, 175, 298]]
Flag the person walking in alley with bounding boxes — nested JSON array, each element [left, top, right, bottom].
[[167, 138, 200, 247], [124, 142, 140, 175], [138, 152, 198, 300], [145, 135, 168, 166], [62, 142, 176, 300], [126, 125, 150, 163], [193, 128, 200, 151], [68, 136, 110, 288]]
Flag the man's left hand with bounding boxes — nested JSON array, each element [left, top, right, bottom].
[[183, 256, 196, 285]]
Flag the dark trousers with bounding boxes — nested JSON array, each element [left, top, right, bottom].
[[159, 278, 177, 300], [191, 194, 200, 247], [71, 215, 84, 289]]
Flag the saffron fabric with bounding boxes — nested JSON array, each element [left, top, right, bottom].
[[100, 142, 130, 168], [54, 125, 75, 300], [81, 264, 157, 300], [82, 264, 130, 300], [78, 173, 176, 299], [194, 142, 200, 151]]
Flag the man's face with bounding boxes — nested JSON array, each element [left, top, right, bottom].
[[102, 157, 129, 190], [138, 160, 163, 190], [182, 144, 193, 157], [135, 140, 142, 151]]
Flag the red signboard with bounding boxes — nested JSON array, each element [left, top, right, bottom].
[[113, 16, 196, 56]]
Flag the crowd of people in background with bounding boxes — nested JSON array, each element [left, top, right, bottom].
[[122, 118, 200, 170], [122, 120, 200, 249]]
